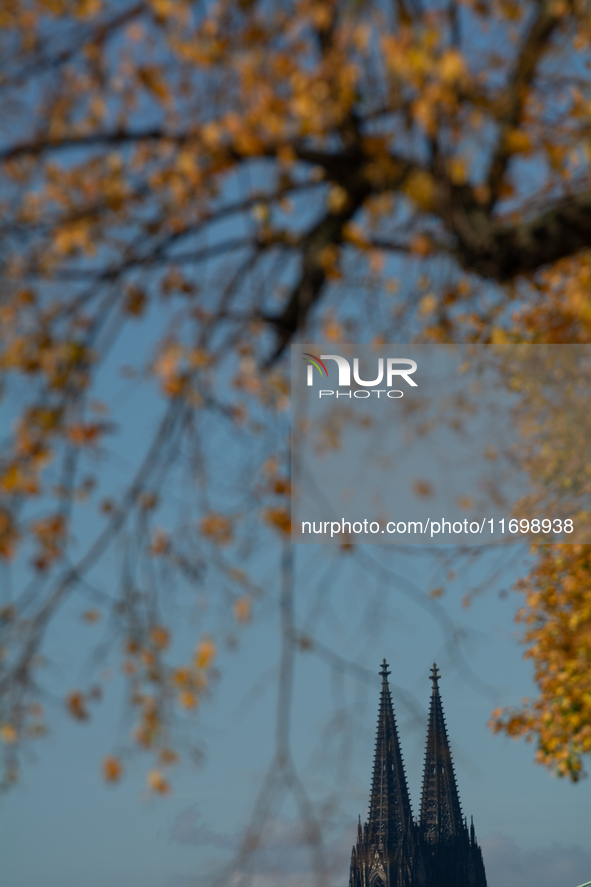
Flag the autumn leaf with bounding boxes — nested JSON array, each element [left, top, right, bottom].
[[123, 285, 147, 317], [413, 479, 434, 497], [491, 543, 591, 780], [139, 492, 159, 510], [102, 756, 123, 783], [149, 529, 169, 555], [146, 769, 171, 794], [0, 509, 19, 558], [159, 748, 179, 765], [411, 235, 433, 258], [0, 724, 18, 744], [503, 129, 533, 155], [272, 478, 291, 496], [403, 170, 437, 211], [66, 691, 89, 721], [178, 690, 198, 709], [233, 596, 251, 624], [194, 638, 217, 670], [150, 626, 170, 650], [439, 49, 467, 84], [327, 185, 349, 214], [264, 507, 291, 535], [200, 513, 233, 546], [0, 605, 16, 623]]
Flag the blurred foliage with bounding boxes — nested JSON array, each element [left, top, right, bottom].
[[0, 0, 590, 788], [491, 544, 591, 782]]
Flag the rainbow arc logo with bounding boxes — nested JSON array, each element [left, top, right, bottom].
[[302, 353, 328, 377]]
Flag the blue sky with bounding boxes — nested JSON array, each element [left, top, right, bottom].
[[1, 537, 590, 887], [0, 252, 589, 887], [1, 2, 590, 882]]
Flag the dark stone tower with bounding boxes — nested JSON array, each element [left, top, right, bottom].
[[349, 660, 419, 887], [348, 662, 488, 887], [420, 663, 464, 841], [419, 664, 488, 887], [368, 659, 413, 845]]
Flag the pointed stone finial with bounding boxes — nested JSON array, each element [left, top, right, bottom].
[[380, 658, 391, 681], [429, 662, 440, 690]]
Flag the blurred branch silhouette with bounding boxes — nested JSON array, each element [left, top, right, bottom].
[[0, 0, 590, 844]]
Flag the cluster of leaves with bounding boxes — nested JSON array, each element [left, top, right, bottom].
[[491, 544, 591, 781]]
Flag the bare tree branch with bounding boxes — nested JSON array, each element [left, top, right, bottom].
[[487, 0, 569, 204]]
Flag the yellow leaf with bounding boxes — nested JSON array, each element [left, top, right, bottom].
[[440, 49, 466, 84], [343, 221, 368, 248], [147, 769, 171, 794], [503, 129, 532, 155], [327, 185, 349, 214], [178, 690, 198, 709], [194, 637, 217, 670], [403, 170, 437, 211], [318, 244, 341, 279], [419, 293, 437, 315], [0, 723, 17, 744], [448, 157, 467, 185]]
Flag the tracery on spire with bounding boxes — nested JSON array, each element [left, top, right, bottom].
[[368, 659, 413, 846], [419, 664, 464, 841]]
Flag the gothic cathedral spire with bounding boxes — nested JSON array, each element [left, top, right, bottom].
[[368, 660, 413, 847], [419, 664, 464, 841], [348, 661, 488, 887]]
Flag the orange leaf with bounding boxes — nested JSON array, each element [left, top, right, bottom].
[[234, 596, 251, 624], [178, 690, 198, 709], [147, 769, 171, 794], [66, 691, 88, 721], [67, 423, 103, 447], [264, 507, 291, 535], [102, 756, 123, 783], [159, 748, 179, 765], [150, 625, 170, 650], [194, 637, 216, 670], [200, 513, 233, 546]]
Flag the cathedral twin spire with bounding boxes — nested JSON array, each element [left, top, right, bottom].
[[349, 660, 488, 887], [369, 659, 463, 843]]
